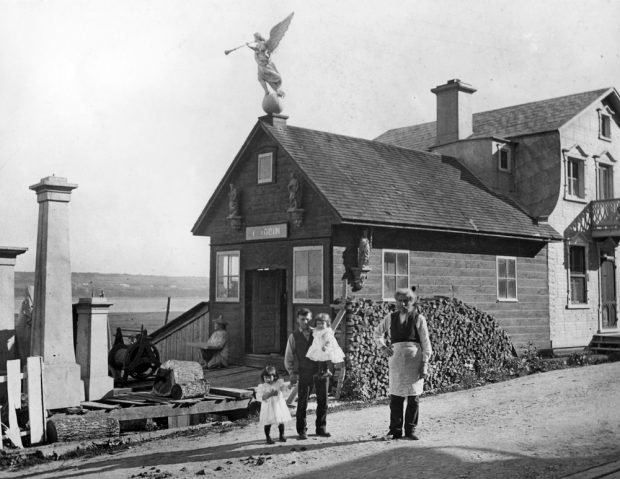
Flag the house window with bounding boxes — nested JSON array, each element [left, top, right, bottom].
[[569, 246, 587, 304], [293, 246, 323, 303], [216, 251, 240, 302], [383, 250, 409, 300], [599, 111, 612, 141], [566, 158, 585, 199], [257, 152, 274, 184], [497, 256, 517, 301], [597, 164, 614, 200], [498, 147, 511, 172]]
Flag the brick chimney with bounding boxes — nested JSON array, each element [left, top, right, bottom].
[[431, 79, 477, 145]]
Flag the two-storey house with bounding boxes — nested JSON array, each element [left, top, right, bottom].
[[377, 79, 620, 351]]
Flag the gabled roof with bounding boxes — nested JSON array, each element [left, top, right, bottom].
[[376, 88, 612, 150], [262, 122, 560, 240]]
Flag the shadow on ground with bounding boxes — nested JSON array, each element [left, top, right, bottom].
[[9, 439, 620, 479]]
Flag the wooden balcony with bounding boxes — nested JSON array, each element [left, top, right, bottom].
[[589, 199, 620, 238]]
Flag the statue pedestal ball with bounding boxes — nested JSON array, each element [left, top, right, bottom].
[[262, 93, 284, 114]]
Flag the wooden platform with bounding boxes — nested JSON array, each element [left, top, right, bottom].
[[79, 383, 254, 426]]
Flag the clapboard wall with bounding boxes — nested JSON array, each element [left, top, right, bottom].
[[333, 227, 551, 350]]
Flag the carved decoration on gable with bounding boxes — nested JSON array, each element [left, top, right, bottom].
[[226, 183, 242, 230], [287, 172, 305, 227], [342, 229, 373, 292]]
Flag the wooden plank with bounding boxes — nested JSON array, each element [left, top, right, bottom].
[[103, 398, 148, 406], [108, 398, 251, 421], [208, 386, 254, 399], [6, 359, 23, 448], [26, 357, 46, 445], [81, 401, 121, 410]]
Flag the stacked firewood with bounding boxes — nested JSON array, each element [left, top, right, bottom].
[[340, 297, 514, 400]]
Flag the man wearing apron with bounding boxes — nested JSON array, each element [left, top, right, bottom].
[[374, 288, 432, 440]]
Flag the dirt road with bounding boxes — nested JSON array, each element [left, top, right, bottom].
[[3, 362, 620, 479]]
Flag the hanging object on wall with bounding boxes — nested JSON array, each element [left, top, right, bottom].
[[287, 172, 305, 227], [343, 229, 373, 292], [226, 183, 242, 230]]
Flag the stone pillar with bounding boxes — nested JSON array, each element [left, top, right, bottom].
[[29, 176, 84, 409], [74, 297, 114, 400], [0, 247, 28, 367]]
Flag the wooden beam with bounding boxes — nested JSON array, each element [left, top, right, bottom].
[[107, 398, 251, 422]]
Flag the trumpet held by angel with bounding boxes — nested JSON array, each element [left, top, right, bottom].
[[226, 12, 294, 98]]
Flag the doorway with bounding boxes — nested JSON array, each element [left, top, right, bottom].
[[246, 269, 286, 354], [600, 256, 618, 330]]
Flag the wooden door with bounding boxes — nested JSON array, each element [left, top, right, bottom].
[[600, 257, 618, 329], [251, 270, 283, 353]]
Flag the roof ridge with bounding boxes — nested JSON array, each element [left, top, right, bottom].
[[279, 123, 441, 156]]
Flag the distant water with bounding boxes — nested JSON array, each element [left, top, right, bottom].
[[14, 295, 208, 335]]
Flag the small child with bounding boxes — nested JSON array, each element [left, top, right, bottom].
[[306, 313, 346, 378], [255, 365, 292, 444]]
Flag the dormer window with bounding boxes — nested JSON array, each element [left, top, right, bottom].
[[598, 107, 613, 141], [499, 147, 511, 171], [493, 142, 511, 172], [257, 152, 274, 184]]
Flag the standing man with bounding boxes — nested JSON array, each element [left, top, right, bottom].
[[374, 288, 432, 440], [284, 308, 330, 439]]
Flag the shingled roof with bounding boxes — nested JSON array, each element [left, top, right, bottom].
[[262, 121, 560, 240], [375, 88, 612, 150]]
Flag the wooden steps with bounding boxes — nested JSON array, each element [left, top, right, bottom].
[[588, 334, 620, 354]]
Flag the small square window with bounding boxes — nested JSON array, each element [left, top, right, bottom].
[[258, 152, 274, 184]]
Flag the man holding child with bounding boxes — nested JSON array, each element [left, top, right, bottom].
[[284, 307, 331, 440]]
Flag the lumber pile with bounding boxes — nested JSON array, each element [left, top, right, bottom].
[[340, 297, 514, 400]]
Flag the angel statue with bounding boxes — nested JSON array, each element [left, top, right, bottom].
[[225, 13, 294, 98]]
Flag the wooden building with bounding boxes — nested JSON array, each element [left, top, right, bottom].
[[191, 78, 620, 364]]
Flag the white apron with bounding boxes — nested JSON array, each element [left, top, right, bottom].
[[388, 341, 424, 397]]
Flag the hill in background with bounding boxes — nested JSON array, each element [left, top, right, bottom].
[[15, 272, 208, 298]]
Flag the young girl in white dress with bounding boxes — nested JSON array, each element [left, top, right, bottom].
[[255, 365, 292, 444], [306, 313, 346, 377]]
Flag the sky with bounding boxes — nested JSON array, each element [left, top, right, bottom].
[[0, 0, 619, 277]]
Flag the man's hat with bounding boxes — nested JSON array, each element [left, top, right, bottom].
[[213, 315, 228, 325]]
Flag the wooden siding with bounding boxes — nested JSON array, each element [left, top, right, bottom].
[[201, 130, 338, 245], [210, 236, 335, 365], [333, 227, 551, 350], [154, 311, 209, 363]]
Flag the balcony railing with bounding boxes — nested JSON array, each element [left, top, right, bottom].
[[589, 199, 620, 237]]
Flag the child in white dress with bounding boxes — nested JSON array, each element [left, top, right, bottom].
[[255, 365, 292, 444], [306, 313, 346, 378]]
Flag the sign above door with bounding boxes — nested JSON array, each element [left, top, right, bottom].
[[246, 223, 288, 241]]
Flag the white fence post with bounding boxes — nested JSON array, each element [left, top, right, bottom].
[[27, 356, 46, 444]]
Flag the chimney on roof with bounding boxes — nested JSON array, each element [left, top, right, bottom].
[[259, 113, 288, 130], [431, 79, 477, 145]]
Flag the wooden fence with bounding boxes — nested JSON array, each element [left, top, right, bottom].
[[0, 357, 46, 448]]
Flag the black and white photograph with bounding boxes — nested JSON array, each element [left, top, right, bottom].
[[1, 1, 619, 478]]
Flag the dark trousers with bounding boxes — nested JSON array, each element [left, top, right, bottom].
[[389, 394, 419, 436], [296, 371, 328, 435]]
